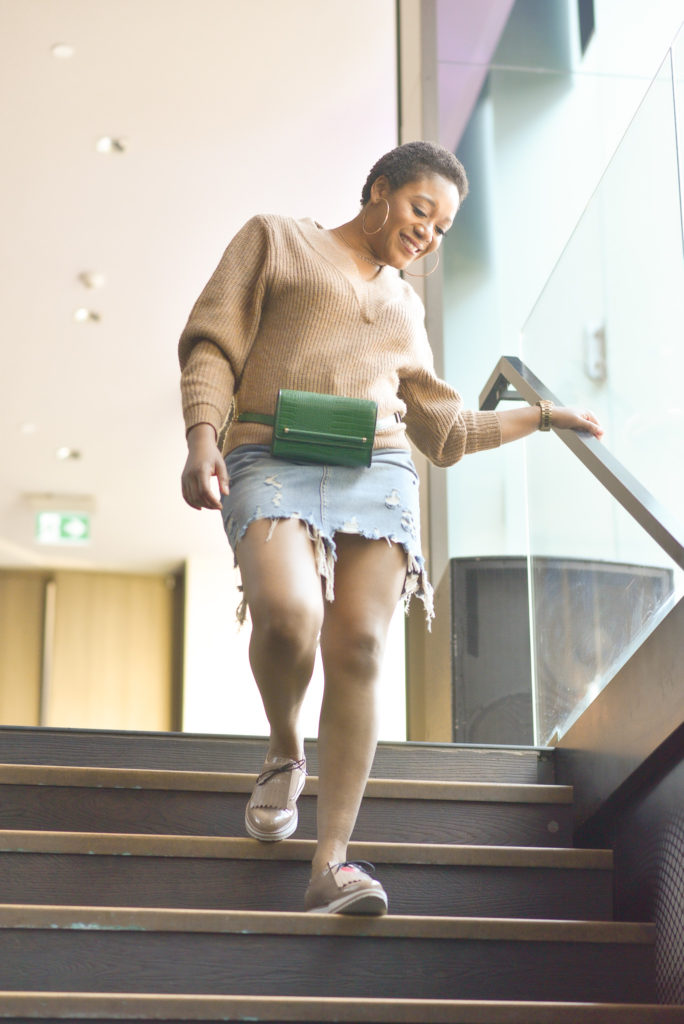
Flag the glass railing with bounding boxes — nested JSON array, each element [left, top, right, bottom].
[[505, 26, 684, 744], [481, 356, 684, 745], [524, 411, 683, 744]]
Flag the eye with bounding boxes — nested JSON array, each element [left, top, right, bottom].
[[412, 205, 426, 217], [435, 226, 445, 237]]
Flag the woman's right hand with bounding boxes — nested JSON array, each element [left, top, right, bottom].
[[181, 423, 230, 511]]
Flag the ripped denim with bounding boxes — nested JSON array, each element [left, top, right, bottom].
[[220, 445, 434, 627]]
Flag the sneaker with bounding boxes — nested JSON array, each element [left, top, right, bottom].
[[245, 755, 306, 842], [304, 861, 388, 915]]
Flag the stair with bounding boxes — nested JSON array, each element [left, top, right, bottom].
[[0, 727, 678, 1022]]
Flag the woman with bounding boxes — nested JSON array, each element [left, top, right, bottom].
[[179, 141, 602, 916]]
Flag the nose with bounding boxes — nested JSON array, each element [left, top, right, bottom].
[[414, 222, 433, 245]]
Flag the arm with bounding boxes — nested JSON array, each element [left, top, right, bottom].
[[178, 216, 271, 510], [399, 366, 602, 466], [498, 402, 604, 443], [178, 215, 270, 437]]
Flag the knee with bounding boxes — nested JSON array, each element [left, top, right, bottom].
[[251, 597, 323, 660], [324, 620, 385, 684]]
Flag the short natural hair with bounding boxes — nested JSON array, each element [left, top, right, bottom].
[[360, 141, 469, 206]]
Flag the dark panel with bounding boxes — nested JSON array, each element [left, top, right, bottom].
[[0, 930, 655, 1002], [451, 557, 671, 747], [582, 753, 684, 1006], [451, 558, 532, 745], [578, 0, 596, 54]]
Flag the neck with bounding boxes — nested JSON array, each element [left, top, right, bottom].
[[333, 217, 384, 268]]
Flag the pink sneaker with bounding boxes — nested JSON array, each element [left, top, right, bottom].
[[304, 861, 388, 915], [245, 755, 306, 842]]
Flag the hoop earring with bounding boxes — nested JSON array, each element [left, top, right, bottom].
[[403, 250, 440, 278], [362, 197, 390, 235]]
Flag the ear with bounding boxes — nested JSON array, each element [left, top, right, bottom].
[[369, 175, 390, 202]]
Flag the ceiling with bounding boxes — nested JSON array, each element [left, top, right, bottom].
[[0, 0, 399, 575]]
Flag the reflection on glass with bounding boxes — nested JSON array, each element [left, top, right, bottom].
[[520, 28, 684, 743], [525, 439, 681, 744]]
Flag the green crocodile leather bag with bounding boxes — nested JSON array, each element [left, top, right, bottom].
[[237, 389, 378, 468]]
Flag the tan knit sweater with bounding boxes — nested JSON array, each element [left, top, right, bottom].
[[179, 215, 501, 466]]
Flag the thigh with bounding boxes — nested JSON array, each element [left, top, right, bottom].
[[236, 518, 324, 621], [322, 534, 407, 637]]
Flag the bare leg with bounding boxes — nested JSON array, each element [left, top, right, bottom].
[[236, 518, 324, 761], [313, 534, 407, 877]]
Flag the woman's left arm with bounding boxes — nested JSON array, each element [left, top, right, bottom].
[[498, 404, 603, 443]]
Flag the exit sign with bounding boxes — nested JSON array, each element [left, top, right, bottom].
[[35, 511, 91, 545]]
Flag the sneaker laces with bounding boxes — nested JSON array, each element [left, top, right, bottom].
[[256, 757, 306, 787], [331, 859, 377, 878]]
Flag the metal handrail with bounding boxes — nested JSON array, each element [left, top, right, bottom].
[[479, 356, 684, 571]]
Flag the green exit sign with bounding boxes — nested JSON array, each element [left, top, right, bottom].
[[35, 511, 91, 545]]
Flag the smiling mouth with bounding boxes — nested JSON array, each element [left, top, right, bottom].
[[400, 233, 422, 256]]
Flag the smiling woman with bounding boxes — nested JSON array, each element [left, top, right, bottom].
[[331, 144, 466, 278], [177, 139, 603, 917]]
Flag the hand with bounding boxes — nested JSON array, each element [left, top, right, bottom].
[[550, 406, 604, 440], [181, 424, 230, 510]]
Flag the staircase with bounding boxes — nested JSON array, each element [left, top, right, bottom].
[[0, 726, 680, 1022]]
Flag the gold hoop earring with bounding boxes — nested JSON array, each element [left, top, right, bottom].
[[362, 197, 390, 235], [403, 250, 440, 278]]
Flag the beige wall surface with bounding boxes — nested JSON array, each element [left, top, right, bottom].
[[47, 571, 174, 731], [0, 570, 46, 725], [0, 569, 176, 731]]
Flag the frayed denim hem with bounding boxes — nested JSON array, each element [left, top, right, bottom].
[[224, 510, 434, 630]]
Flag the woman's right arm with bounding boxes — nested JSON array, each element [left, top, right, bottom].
[[178, 216, 272, 511], [181, 423, 230, 511]]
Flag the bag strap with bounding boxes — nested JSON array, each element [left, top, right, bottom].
[[236, 410, 274, 426], [236, 407, 400, 432]]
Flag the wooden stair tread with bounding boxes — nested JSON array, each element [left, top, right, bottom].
[[0, 830, 612, 868], [0, 903, 655, 943], [0, 993, 681, 1022], [0, 764, 572, 803]]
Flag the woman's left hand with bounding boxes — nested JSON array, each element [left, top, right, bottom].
[[551, 406, 604, 439]]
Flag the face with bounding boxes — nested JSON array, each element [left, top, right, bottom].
[[368, 173, 460, 270]]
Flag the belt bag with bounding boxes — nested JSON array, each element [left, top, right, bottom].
[[238, 389, 378, 468]]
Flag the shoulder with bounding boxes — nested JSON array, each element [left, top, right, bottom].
[[233, 214, 315, 256]]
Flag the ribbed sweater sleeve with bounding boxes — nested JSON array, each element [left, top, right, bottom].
[[178, 215, 270, 435], [400, 365, 501, 466], [397, 294, 501, 466]]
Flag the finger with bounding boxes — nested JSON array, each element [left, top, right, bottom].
[[581, 410, 604, 438], [216, 459, 230, 496]]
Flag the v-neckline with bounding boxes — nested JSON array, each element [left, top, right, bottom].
[[294, 218, 398, 323]]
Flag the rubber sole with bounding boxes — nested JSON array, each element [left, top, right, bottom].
[[244, 806, 299, 843], [307, 887, 389, 915]]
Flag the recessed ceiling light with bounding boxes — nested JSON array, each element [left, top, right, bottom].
[[73, 307, 100, 323], [56, 447, 81, 461], [95, 136, 127, 154], [78, 271, 106, 290], [51, 43, 74, 59]]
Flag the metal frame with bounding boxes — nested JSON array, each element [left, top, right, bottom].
[[480, 356, 684, 571]]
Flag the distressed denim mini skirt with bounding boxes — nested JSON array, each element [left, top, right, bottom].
[[220, 445, 433, 626]]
